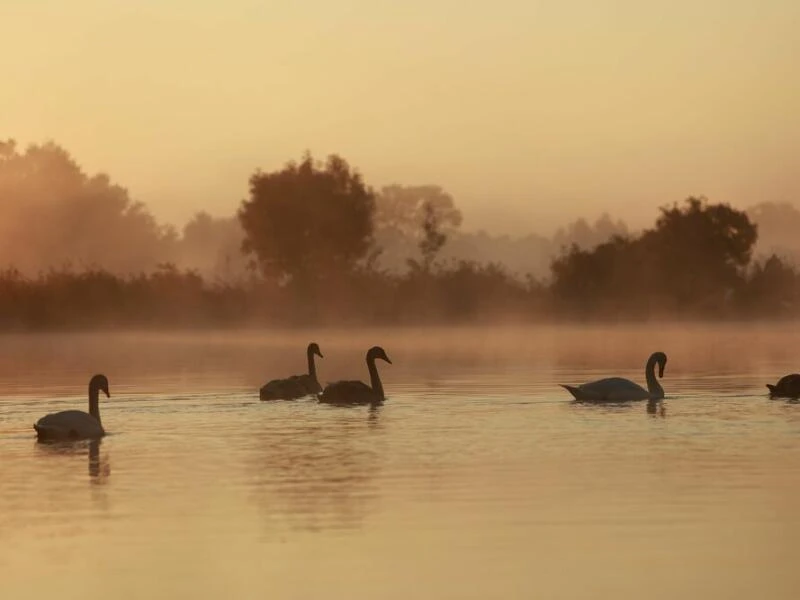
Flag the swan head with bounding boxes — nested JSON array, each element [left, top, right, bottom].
[[308, 342, 323, 358], [90, 374, 110, 398], [652, 352, 667, 378], [367, 346, 392, 364]]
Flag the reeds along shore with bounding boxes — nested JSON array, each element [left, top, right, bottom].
[[0, 255, 796, 332]]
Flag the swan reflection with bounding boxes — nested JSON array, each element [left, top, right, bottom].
[[647, 399, 666, 417], [88, 439, 111, 482], [36, 438, 111, 483], [248, 411, 384, 535]]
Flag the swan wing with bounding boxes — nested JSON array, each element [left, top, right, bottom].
[[34, 410, 104, 440], [562, 377, 650, 402], [260, 375, 308, 400], [293, 374, 322, 394], [286, 374, 321, 395], [776, 374, 800, 386], [319, 380, 375, 405]]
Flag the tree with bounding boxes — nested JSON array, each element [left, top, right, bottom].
[[177, 212, 248, 282], [416, 201, 449, 271], [550, 235, 645, 315], [550, 197, 758, 316], [373, 184, 462, 271], [238, 153, 376, 283], [0, 139, 176, 274], [643, 197, 757, 307], [740, 254, 799, 315], [375, 184, 462, 236], [747, 202, 800, 265], [552, 213, 629, 251]]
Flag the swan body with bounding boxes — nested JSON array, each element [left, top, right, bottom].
[[767, 373, 800, 398], [34, 374, 110, 441], [561, 352, 667, 402], [260, 343, 323, 401], [319, 346, 391, 406]]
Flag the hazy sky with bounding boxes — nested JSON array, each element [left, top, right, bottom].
[[1, 0, 797, 234]]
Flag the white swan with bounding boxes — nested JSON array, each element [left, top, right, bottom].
[[561, 352, 667, 402], [318, 346, 391, 405], [34, 374, 110, 441], [260, 342, 323, 401]]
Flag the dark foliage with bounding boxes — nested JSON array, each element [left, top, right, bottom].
[[238, 153, 376, 284], [0, 139, 176, 274], [549, 197, 787, 318], [1, 139, 799, 328]]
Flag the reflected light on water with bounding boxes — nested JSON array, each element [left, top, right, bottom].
[[1, 325, 799, 599]]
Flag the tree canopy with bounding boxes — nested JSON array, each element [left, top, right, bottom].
[[552, 213, 629, 251], [238, 153, 376, 283], [551, 197, 759, 316], [747, 202, 800, 265], [375, 184, 462, 237], [643, 197, 757, 306], [0, 139, 175, 274], [373, 184, 462, 272], [177, 212, 247, 282]]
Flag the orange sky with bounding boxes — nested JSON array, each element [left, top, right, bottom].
[[1, 0, 798, 235]]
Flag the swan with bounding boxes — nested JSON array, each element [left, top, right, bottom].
[[34, 374, 110, 441], [766, 373, 800, 398], [561, 351, 667, 402], [318, 346, 391, 405], [260, 342, 323, 400]]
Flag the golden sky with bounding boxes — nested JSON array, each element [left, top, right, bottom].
[[1, 0, 797, 234]]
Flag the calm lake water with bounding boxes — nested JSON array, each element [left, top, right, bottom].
[[1, 325, 799, 599]]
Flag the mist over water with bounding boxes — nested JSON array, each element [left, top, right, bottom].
[[4, 1, 799, 595], [1, 324, 799, 599]]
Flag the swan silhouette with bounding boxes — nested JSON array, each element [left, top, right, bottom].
[[34, 374, 110, 441], [766, 373, 800, 398], [561, 352, 667, 402], [260, 342, 324, 400], [318, 346, 391, 405]]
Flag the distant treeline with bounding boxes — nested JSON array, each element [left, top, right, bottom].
[[1, 139, 800, 328], [0, 250, 795, 331], [0, 262, 540, 329]]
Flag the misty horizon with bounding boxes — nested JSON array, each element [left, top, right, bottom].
[[3, 139, 800, 284], [0, 142, 798, 329], [3, 136, 795, 239], [2, 1, 797, 235]]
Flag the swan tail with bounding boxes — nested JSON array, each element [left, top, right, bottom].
[[560, 384, 581, 400], [766, 384, 777, 394]]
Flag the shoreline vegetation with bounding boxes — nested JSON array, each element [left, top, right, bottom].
[[1, 139, 799, 331]]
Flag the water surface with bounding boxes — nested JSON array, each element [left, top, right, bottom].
[[1, 325, 799, 599]]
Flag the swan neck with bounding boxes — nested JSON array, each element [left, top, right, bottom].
[[367, 356, 384, 400], [88, 387, 101, 422], [645, 356, 664, 399], [307, 349, 317, 382]]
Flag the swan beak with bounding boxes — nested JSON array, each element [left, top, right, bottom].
[[385, 357, 393, 364], [658, 365, 664, 378], [317, 351, 324, 358]]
